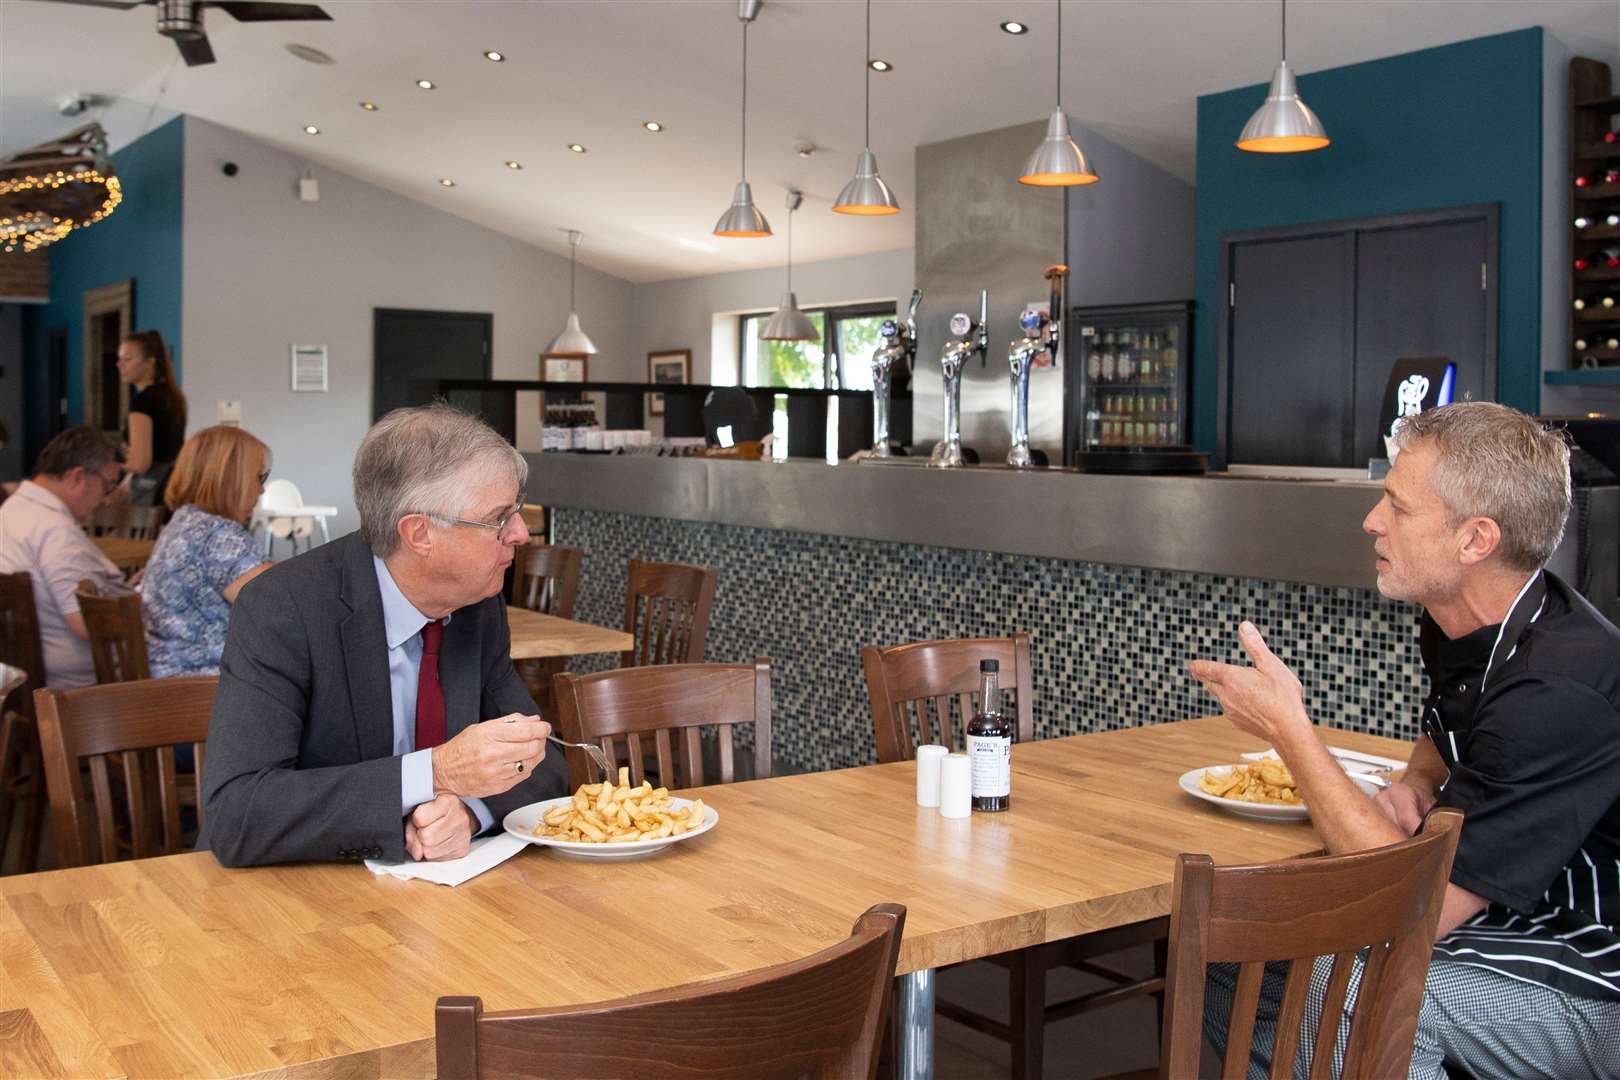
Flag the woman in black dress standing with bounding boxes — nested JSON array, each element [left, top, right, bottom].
[[116, 330, 188, 506]]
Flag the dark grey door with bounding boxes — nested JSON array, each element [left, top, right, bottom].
[[1352, 221, 1488, 464], [373, 308, 492, 423], [1229, 234, 1355, 467]]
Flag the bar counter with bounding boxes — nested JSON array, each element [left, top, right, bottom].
[[524, 454, 1385, 590]]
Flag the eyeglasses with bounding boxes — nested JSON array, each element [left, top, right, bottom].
[[420, 496, 526, 535], [258, 469, 271, 485], [93, 467, 126, 495]]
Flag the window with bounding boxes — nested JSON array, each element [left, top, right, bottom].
[[739, 302, 895, 391]]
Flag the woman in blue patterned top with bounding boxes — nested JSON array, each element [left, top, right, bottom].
[[143, 425, 274, 678]]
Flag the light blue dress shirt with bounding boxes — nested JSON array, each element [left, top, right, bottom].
[[373, 555, 493, 835]]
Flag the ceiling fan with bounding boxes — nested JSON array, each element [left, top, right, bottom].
[[45, 0, 332, 67]]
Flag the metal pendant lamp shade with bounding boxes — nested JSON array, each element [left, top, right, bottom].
[[547, 230, 599, 355], [832, 0, 900, 216], [1236, 0, 1329, 153], [761, 190, 819, 341], [1018, 0, 1098, 187], [1236, 59, 1329, 152], [1020, 106, 1097, 186], [713, 2, 772, 237]]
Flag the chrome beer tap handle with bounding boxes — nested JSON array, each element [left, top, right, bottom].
[[1007, 308, 1048, 468], [930, 291, 988, 469], [869, 289, 923, 458]]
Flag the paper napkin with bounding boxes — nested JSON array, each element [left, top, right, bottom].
[[365, 833, 527, 887]]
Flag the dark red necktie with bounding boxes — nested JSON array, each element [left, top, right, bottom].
[[414, 619, 446, 750]]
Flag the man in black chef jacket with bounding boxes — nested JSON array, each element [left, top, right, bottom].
[[1192, 402, 1620, 1079]]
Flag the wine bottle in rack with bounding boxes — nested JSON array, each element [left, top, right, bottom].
[[1577, 215, 1594, 230], [1604, 248, 1620, 268], [1577, 255, 1595, 271], [1575, 337, 1590, 351], [1577, 171, 1600, 188]]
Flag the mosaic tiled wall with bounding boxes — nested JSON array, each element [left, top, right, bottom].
[[552, 509, 1426, 774]]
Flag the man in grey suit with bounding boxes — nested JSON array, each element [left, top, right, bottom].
[[201, 404, 566, 867]]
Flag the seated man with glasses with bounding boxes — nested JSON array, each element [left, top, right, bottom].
[[0, 426, 129, 690], [1191, 402, 1620, 1078], [201, 403, 565, 867]]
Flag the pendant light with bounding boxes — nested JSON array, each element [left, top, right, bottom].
[[1236, 0, 1330, 153], [1019, 0, 1098, 187], [546, 230, 599, 355], [832, 0, 900, 215], [761, 190, 819, 341], [713, 0, 771, 237]]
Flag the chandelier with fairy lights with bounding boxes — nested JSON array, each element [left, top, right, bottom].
[[0, 123, 123, 254]]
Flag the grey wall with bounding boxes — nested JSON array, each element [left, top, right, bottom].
[[0, 304, 23, 481], [180, 117, 636, 539], [911, 119, 1195, 463], [623, 247, 914, 386]]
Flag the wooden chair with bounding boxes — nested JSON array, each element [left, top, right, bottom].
[[508, 543, 583, 716], [0, 571, 48, 874], [554, 660, 770, 791], [76, 580, 151, 684], [1154, 809, 1463, 1080], [862, 633, 1162, 1080], [436, 901, 905, 1080], [621, 558, 717, 667], [33, 677, 215, 868], [88, 503, 164, 540], [862, 633, 1035, 761]]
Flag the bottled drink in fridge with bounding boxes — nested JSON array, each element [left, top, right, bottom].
[[967, 659, 1012, 812]]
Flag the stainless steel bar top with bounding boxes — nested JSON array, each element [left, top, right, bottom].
[[525, 452, 1390, 590]]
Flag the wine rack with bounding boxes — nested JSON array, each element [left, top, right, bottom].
[[1572, 57, 1620, 368]]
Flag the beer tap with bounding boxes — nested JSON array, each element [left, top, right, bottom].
[[1006, 265, 1067, 469], [870, 289, 922, 458], [930, 289, 988, 468]]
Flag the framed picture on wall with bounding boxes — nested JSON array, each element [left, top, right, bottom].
[[541, 353, 589, 382], [647, 348, 689, 417]]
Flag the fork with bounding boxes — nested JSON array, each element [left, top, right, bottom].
[[547, 734, 615, 780]]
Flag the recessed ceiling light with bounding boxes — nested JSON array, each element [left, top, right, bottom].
[[439, 178, 456, 187], [504, 160, 523, 170], [416, 79, 436, 90], [302, 124, 320, 135], [642, 120, 664, 132], [567, 143, 587, 154], [285, 43, 335, 65], [358, 101, 379, 111], [1000, 20, 1028, 34], [483, 50, 505, 62], [869, 58, 892, 72]]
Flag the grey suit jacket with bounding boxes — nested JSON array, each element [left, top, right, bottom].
[[199, 530, 568, 867]]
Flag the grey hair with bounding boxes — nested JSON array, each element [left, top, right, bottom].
[[353, 403, 528, 557], [1392, 401, 1570, 572]]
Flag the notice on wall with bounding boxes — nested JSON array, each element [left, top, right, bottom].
[[291, 344, 328, 392]]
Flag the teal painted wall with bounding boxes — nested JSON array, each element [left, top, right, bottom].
[[24, 116, 184, 460], [1193, 28, 1544, 451]]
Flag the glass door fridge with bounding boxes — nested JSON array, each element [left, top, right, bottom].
[[1065, 300, 1195, 464]]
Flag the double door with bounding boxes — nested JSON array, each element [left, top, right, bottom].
[[1219, 206, 1498, 468]]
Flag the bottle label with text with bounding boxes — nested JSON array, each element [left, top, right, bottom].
[[967, 735, 1011, 798]]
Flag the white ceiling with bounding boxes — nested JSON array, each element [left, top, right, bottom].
[[3, 0, 1618, 283]]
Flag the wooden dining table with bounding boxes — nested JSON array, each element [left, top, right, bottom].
[[91, 536, 156, 574], [0, 715, 1410, 1079], [505, 606, 633, 660]]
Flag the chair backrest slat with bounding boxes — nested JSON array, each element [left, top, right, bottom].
[[862, 634, 1036, 764], [435, 902, 906, 1080], [88, 504, 164, 540], [509, 544, 582, 619], [0, 572, 47, 721], [34, 677, 217, 868], [555, 661, 771, 792], [76, 580, 151, 684], [621, 559, 718, 668], [1160, 809, 1462, 1080]]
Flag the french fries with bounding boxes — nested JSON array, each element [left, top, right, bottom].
[[1199, 759, 1303, 805], [535, 766, 708, 844]]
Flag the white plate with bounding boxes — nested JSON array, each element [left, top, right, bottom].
[[503, 796, 719, 860], [1178, 766, 1382, 821]]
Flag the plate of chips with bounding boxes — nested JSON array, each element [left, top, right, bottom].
[[1179, 760, 1382, 821], [504, 770, 718, 859]]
